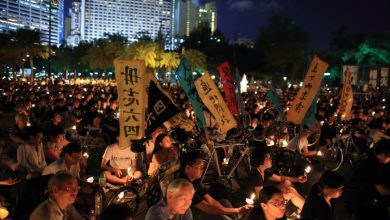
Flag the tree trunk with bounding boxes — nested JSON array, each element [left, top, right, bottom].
[[29, 57, 34, 82]]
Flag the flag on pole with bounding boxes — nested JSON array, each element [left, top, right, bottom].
[[176, 58, 206, 128], [266, 88, 285, 120], [286, 56, 328, 125], [217, 62, 238, 115], [146, 81, 180, 135]]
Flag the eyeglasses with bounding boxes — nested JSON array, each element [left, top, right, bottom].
[[64, 186, 80, 193], [268, 200, 288, 208], [264, 157, 272, 161]]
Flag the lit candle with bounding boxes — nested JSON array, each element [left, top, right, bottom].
[[86, 176, 94, 183], [222, 158, 229, 165], [245, 193, 255, 205], [118, 191, 124, 199], [71, 125, 77, 130], [83, 152, 89, 158], [304, 166, 311, 176], [317, 151, 322, 156], [32, 104, 35, 108], [127, 167, 132, 176], [320, 121, 324, 126]]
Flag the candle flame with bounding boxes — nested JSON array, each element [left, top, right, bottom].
[[127, 167, 132, 176], [305, 166, 311, 174], [86, 177, 94, 183]]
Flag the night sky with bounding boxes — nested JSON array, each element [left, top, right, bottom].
[[65, 0, 390, 50], [206, 0, 390, 50]]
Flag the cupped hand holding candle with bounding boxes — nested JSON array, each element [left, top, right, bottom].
[[127, 167, 133, 180]]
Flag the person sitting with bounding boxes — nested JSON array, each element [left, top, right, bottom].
[[17, 126, 47, 179], [177, 151, 252, 220], [145, 126, 165, 163], [43, 126, 68, 163], [300, 171, 344, 220], [247, 186, 287, 220], [42, 143, 82, 178], [29, 171, 83, 220], [351, 118, 373, 154], [347, 139, 390, 211], [148, 134, 178, 176], [9, 113, 30, 145], [41, 112, 63, 137], [146, 178, 194, 220], [100, 134, 142, 186], [243, 147, 306, 211], [287, 125, 317, 157], [100, 204, 134, 220]]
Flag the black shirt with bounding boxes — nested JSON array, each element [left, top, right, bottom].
[[176, 172, 208, 207], [244, 168, 274, 196], [301, 183, 333, 220], [247, 206, 287, 220]]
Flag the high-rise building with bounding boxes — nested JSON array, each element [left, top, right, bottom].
[[66, 1, 82, 47], [174, 0, 198, 37], [77, 0, 172, 48], [0, 0, 64, 45], [199, 2, 217, 34]]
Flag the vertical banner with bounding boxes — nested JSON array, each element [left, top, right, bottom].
[[342, 65, 358, 85], [114, 60, 146, 147], [339, 68, 354, 121], [286, 56, 328, 125], [217, 62, 238, 115], [380, 67, 389, 87], [195, 72, 237, 133], [369, 69, 378, 88], [176, 58, 206, 128]]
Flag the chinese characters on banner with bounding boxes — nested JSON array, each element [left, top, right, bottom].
[[114, 60, 146, 147], [165, 112, 195, 132], [195, 72, 237, 133], [286, 56, 329, 125], [338, 68, 354, 120], [217, 62, 238, 115]]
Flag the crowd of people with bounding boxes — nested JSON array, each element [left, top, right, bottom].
[[0, 78, 389, 220]]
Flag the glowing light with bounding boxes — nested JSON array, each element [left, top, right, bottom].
[[86, 177, 94, 183], [317, 151, 322, 156], [118, 191, 124, 199], [245, 193, 255, 205], [304, 166, 311, 175], [222, 158, 229, 165], [127, 167, 132, 176], [320, 121, 324, 126], [83, 152, 89, 158], [71, 125, 77, 130]]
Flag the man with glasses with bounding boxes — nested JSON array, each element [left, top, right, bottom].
[[42, 143, 82, 178], [30, 171, 83, 220], [247, 186, 287, 220], [177, 151, 252, 220]]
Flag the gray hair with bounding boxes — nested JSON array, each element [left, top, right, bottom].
[[167, 178, 194, 195], [48, 171, 76, 192]]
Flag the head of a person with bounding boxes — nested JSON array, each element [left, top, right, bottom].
[[251, 147, 272, 169], [318, 171, 344, 199], [166, 178, 195, 215], [259, 186, 286, 219], [60, 143, 82, 165], [153, 133, 172, 154], [48, 171, 79, 207], [353, 118, 365, 129], [27, 126, 43, 146], [374, 140, 390, 164], [51, 127, 65, 145], [15, 113, 28, 128], [100, 204, 133, 220], [183, 151, 205, 181], [300, 125, 310, 138], [52, 112, 62, 124]]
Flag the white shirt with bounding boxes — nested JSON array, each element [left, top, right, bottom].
[[102, 143, 136, 169], [17, 143, 47, 179], [42, 158, 80, 178], [287, 136, 308, 153]]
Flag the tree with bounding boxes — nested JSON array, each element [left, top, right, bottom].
[[160, 52, 180, 72], [81, 39, 122, 77], [255, 13, 311, 80], [6, 29, 49, 80], [184, 49, 207, 72]]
